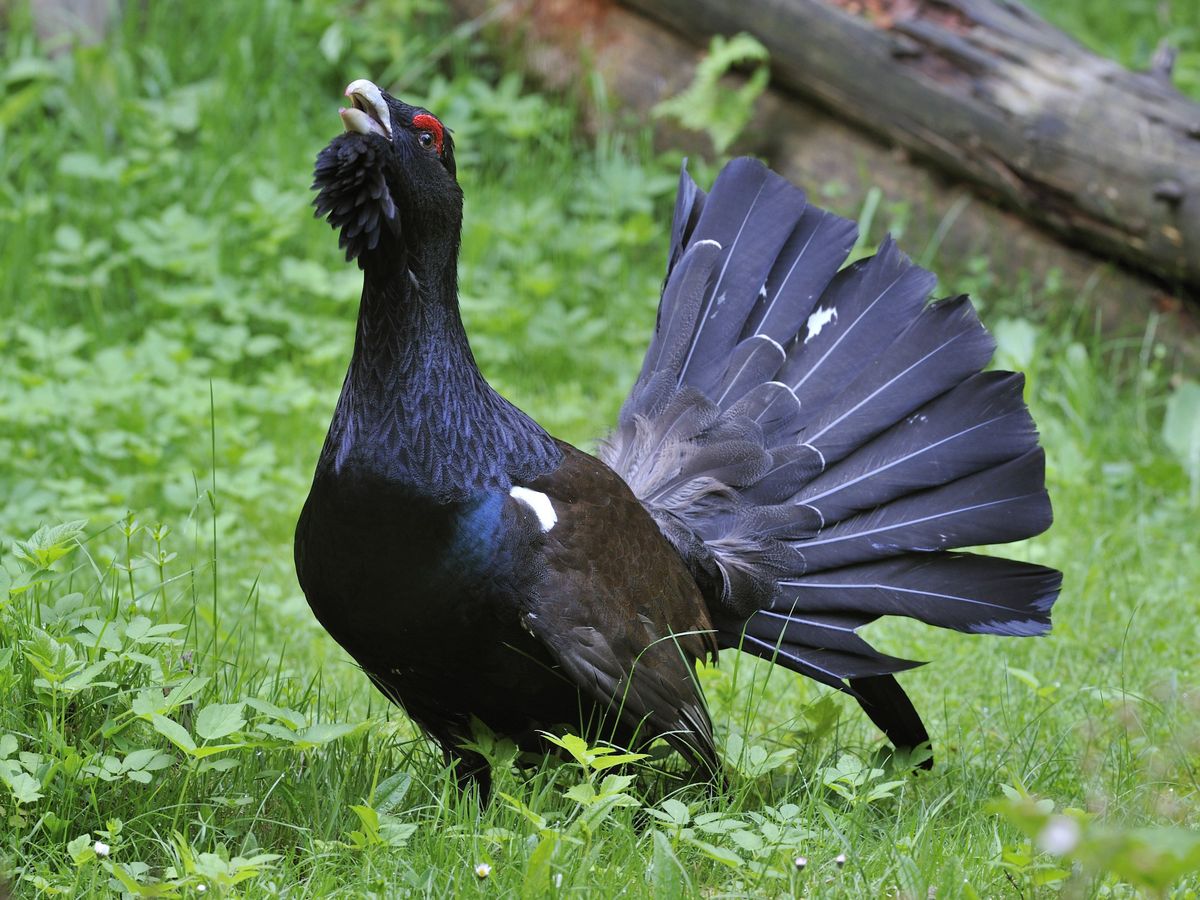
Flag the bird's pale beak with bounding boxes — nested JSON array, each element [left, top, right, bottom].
[[340, 79, 392, 139]]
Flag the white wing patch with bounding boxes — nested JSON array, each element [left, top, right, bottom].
[[510, 487, 557, 532], [804, 305, 838, 343]]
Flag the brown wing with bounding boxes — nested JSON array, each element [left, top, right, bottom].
[[518, 441, 720, 770]]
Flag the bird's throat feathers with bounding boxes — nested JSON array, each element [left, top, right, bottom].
[[321, 256, 561, 501]]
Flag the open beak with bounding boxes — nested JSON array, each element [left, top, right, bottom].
[[340, 79, 392, 139]]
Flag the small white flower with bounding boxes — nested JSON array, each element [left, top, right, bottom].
[[1037, 815, 1081, 855], [793, 855, 808, 870], [834, 852, 847, 868], [474, 862, 491, 879], [196, 886, 207, 894], [93, 840, 110, 856]]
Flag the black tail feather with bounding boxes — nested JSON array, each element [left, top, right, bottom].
[[634, 241, 725, 397], [792, 448, 1052, 572], [777, 238, 936, 423], [603, 157, 1061, 763], [712, 335, 787, 408], [794, 371, 1039, 526], [785, 295, 996, 468], [740, 202, 858, 344], [849, 675, 933, 766], [666, 161, 707, 279], [773, 552, 1060, 635], [722, 628, 924, 691], [743, 609, 881, 656], [676, 160, 806, 395]]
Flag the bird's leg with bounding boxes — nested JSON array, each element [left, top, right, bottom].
[[445, 747, 493, 806]]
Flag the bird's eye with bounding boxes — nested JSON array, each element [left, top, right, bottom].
[[418, 131, 435, 150]]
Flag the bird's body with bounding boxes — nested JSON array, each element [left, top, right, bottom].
[[297, 80, 1061, 800], [294, 226, 718, 791]]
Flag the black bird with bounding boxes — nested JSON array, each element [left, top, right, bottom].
[[295, 79, 1061, 801]]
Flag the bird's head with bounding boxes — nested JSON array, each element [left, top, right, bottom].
[[312, 79, 460, 269]]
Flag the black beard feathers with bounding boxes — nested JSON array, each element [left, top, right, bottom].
[[312, 133, 399, 266]]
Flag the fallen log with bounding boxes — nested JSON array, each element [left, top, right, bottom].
[[447, 0, 1197, 366], [624, 0, 1200, 291]]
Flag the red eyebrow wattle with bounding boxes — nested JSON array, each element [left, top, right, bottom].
[[412, 113, 444, 154]]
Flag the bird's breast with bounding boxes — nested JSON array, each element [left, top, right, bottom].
[[295, 473, 533, 651]]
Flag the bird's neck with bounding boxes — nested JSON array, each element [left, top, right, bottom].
[[322, 242, 561, 501]]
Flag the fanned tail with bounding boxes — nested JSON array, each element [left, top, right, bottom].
[[602, 158, 1061, 758]]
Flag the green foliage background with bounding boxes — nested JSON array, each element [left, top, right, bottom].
[[1, 0, 1198, 895]]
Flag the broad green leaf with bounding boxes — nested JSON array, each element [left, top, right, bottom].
[[521, 832, 559, 900], [58, 152, 127, 182], [150, 714, 196, 754], [649, 830, 686, 899], [1032, 867, 1070, 886], [195, 702, 245, 741], [348, 804, 380, 847], [693, 814, 746, 835], [564, 782, 597, 805], [378, 819, 418, 849], [122, 748, 164, 771], [132, 676, 209, 717], [896, 854, 926, 900], [659, 798, 691, 827], [67, 834, 94, 866], [683, 836, 744, 869], [244, 696, 306, 729], [12, 520, 87, 570], [60, 659, 113, 692], [541, 731, 590, 768], [598, 773, 637, 796], [255, 723, 298, 743], [122, 616, 153, 641], [292, 721, 364, 749], [189, 742, 255, 759], [1007, 667, 1041, 692], [6, 770, 43, 804], [498, 792, 548, 832], [588, 751, 648, 771], [728, 829, 763, 853], [374, 771, 413, 815]]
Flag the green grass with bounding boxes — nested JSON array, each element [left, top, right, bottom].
[[2, 0, 1199, 896], [1026, 0, 1200, 99]]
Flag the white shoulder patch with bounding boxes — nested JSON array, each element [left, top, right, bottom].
[[510, 487, 557, 532]]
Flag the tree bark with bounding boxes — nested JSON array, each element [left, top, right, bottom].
[[624, 0, 1200, 291]]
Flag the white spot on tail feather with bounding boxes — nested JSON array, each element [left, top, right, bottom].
[[804, 306, 838, 343], [695, 239, 722, 250], [510, 487, 557, 532]]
